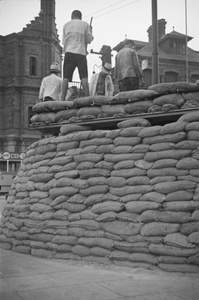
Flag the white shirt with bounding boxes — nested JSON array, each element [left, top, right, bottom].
[[39, 73, 62, 101], [62, 19, 93, 56]]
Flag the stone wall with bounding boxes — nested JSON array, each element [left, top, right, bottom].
[[1, 110, 199, 273]]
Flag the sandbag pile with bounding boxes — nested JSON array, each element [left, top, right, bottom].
[[30, 82, 199, 126], [1, 112, 199, 273]]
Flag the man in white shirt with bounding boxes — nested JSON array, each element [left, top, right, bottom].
[[39, 63, 62, 101], [61, 10, 94, 100]]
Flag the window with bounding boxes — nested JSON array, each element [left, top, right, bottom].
[[171, 41, 186, 55], [164, 71, 178, 83], [29, 57, 37, 76]]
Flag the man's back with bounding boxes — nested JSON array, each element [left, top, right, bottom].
[[62, 19, 93, 56], [115, 47, 138, 81], [39, 73, 62, 101]]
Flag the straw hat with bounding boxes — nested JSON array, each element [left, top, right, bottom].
[[50, 62, 61, 73]]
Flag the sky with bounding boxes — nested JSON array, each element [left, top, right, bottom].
[[0, 0, 199, 81]]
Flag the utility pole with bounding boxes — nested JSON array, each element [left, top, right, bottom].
[[151, 0, 159, 84], [185, 0, 189, 82]]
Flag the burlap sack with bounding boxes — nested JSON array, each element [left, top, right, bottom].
[[124, 100, 153, 114], [91, 201, 124, 214], [119, 127, 143, 137], [113, 89, 158, 101], [145, 149, 191, 162], [138, 210, 191, 224], [125, 201, 161, 214], [163, 201, 199, 212], [143, 132, 186, 145], [138, 126, 162, 138], [31, 112, 56, 124], [152, 159, 178, 169], [100, 221, 142, 236], [165, 190, 193, 202], [101, 104, 125, 116], [60, 124, 92, 135], [164, 233, 195, 248], [153, 93, 185, 107], [154, 181, 197, 194], [117, 118, 151, 128], [149, 243, 198, 257]]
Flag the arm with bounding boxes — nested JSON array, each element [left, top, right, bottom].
[[115, 55, 118, 80], [107, 76, 114, 97], [85, 23, 94, 45], [132, 51, 143, 79]]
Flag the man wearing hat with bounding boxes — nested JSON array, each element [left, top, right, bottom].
[[39, 62, 62, 101], [89, 62, 114, 97]]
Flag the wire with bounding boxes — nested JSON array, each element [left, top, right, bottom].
[[84, 0, 127, 18], [87, 0, 138, 20]]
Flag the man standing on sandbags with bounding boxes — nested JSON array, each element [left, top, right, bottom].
[[61, 10, 94, 100], [115, 39, 144, 92], [39, 62, 62, 101]]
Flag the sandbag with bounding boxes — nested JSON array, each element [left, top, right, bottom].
[[60, 124, 92, 135], [117, 118, 151, 128], [164, 233, 195, 248], [149, 243, 198, 257], [138, 126, 162, 138], [77, 106, 102, 117], [124, 100, 153, 113], [158, 263, 199, 273], [91, 96, 113, 106], [55, 109, 78, 122], [140, 222, 180, 236], [142, 132, 186, 145], [91, 201, 124, 214], [73, 96, 94, 107], [125, 201, 161, 214], [112, 89, 158, 101], [31, 112, 56, 124], [149, 82, 199, 94], [101, 104, 125, 116], [100, 221, 142, 236], [153, 93, 184, 107], [138, 210, 191, 224]]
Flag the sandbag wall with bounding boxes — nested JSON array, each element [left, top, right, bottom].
[[30, 82, 199, 126], [1, 111, 199, 273]]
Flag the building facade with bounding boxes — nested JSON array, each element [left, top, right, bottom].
[[113, 19, 199, 89], [0, 0, 62, 178]]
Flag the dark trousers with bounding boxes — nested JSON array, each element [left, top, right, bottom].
[[44, 96, 55, 101], [119, 77, 139, 92]]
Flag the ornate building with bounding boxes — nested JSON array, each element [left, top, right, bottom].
[[0, 0, 62, 176], [113, 19, 199, 89]]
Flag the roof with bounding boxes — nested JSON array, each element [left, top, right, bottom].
[[112, 39, 148, 52], [159, 30, 193, 44], [137, 40, 199, 63]]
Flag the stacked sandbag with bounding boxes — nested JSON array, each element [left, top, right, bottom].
[[1, 113, 199, 273], [30, 83, 199, 126]]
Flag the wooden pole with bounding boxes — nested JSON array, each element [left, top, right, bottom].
[[185, 0, 189, 82], [152, 0, 159, 84]]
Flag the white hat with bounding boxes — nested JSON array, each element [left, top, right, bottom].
[[50, 62, 61, 73], [102, 62, 112, 75]]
